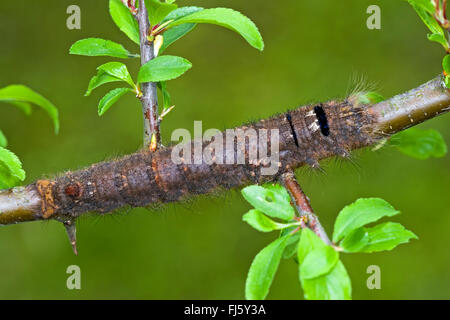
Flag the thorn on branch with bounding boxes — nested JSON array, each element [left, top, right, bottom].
[[158, 105, 175, 123], [137, 0, 161, 151], [63, 219, 78, 255]]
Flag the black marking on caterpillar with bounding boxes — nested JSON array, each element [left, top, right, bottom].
[[313, 105, 330, 136], [285, 112, 300, 147]]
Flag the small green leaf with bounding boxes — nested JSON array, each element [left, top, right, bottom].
[[98, 88, 133, 116], [157, 81, 171, 109], [0, 85, 59, 134], [301, 261, 352, 300], [443, 55, 450, 74], [405, 0, 435, 14], [390, 128, 448, 160], [428, 33, 449, 49], [245, 235, 291, 300], [361, 222, 418, 253], [168, 8, 264, 51], [281, 230, 300, 260], [243, 209, 297, 233], [7, 101, 32, 116], [297, 229, 350, 300], [97, 62, 135, 88], [110, 0, 140, 44], [0, 147, 26, 189], [138, 55, 192, 83], [300, 245, 339, 280], [144, 0, 177, 25], [85, 71, 123, 96], [241, 185, 295, 221], [70, 38, 137, 59], [0, 130, 7, 148], [297, 228, 328, 265], [340, 228, 369, 253], [356, 92, 384, 104], [333, 198, 400, 243], [407, 2, 448, 49]]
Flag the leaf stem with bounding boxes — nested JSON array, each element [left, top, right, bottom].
[[137, 0, 161, 150], [281, 171, 332, 245]]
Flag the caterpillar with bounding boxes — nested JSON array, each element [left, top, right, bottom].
[[0, 76, 449, 225]]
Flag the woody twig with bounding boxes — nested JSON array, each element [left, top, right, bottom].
[[281, 170, 332, 245], [137, 0, 161, 151]]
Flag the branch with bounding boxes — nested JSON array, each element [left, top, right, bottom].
[[281, 171, 331, 245], [0, 75, 449, 229], [367, 76, 450, 134], [137, 0, 161, 151]]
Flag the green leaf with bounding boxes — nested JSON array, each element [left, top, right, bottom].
[[405, 0, 435, 14], [390, 128, 448, 160], [360, 222, 418, 253], [356, 92, 384, 104], [138, 55, 192, 83], [98, 88, 133, 116], [0, 130, 7, 148], [163, 6, 204, 22], [444, 55, 450, 88], [0, 85, 59, 134], [281, 230, 300, 260], [0, 147, 26, 189], [297, 229, 350, 300], [85, 71, 123, 97], [168, 8, 264, 51], [145, 0, 177, 25], [7, 101, 32, 116], [70, 38, 137, 59], [446, 75, 450, 89], [443, 55, 450, 74], [428, 33, 449, 48], [159, 7, 204, 52], [301, 261, 352, 300], [340, 228, 369, 253], [159, 7, 203, 53], [243, 209, 297, 233], [300, 245, 339, 280], [110, 0, 140, 44], [245, 235, 290, 300], [297, 228, 328, 265], [241, 185, 295, 221], [97, 62, 136, 88], [160, 24, 196, 53], [333, 198, 400, 243], [157, 81, 171, 109], [407, 2, 448, 49]]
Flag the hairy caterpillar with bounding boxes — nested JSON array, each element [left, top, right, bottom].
[[0, 76, 449, 225]]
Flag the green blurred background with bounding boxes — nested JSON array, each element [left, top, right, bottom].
[[0, 0, 449, 299]]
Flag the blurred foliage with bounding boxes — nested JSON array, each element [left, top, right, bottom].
[[0, 0, 449, 299]]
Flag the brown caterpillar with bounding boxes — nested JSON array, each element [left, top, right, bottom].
[[34, 99, 374, 219], [1, 76, 449, 225]]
